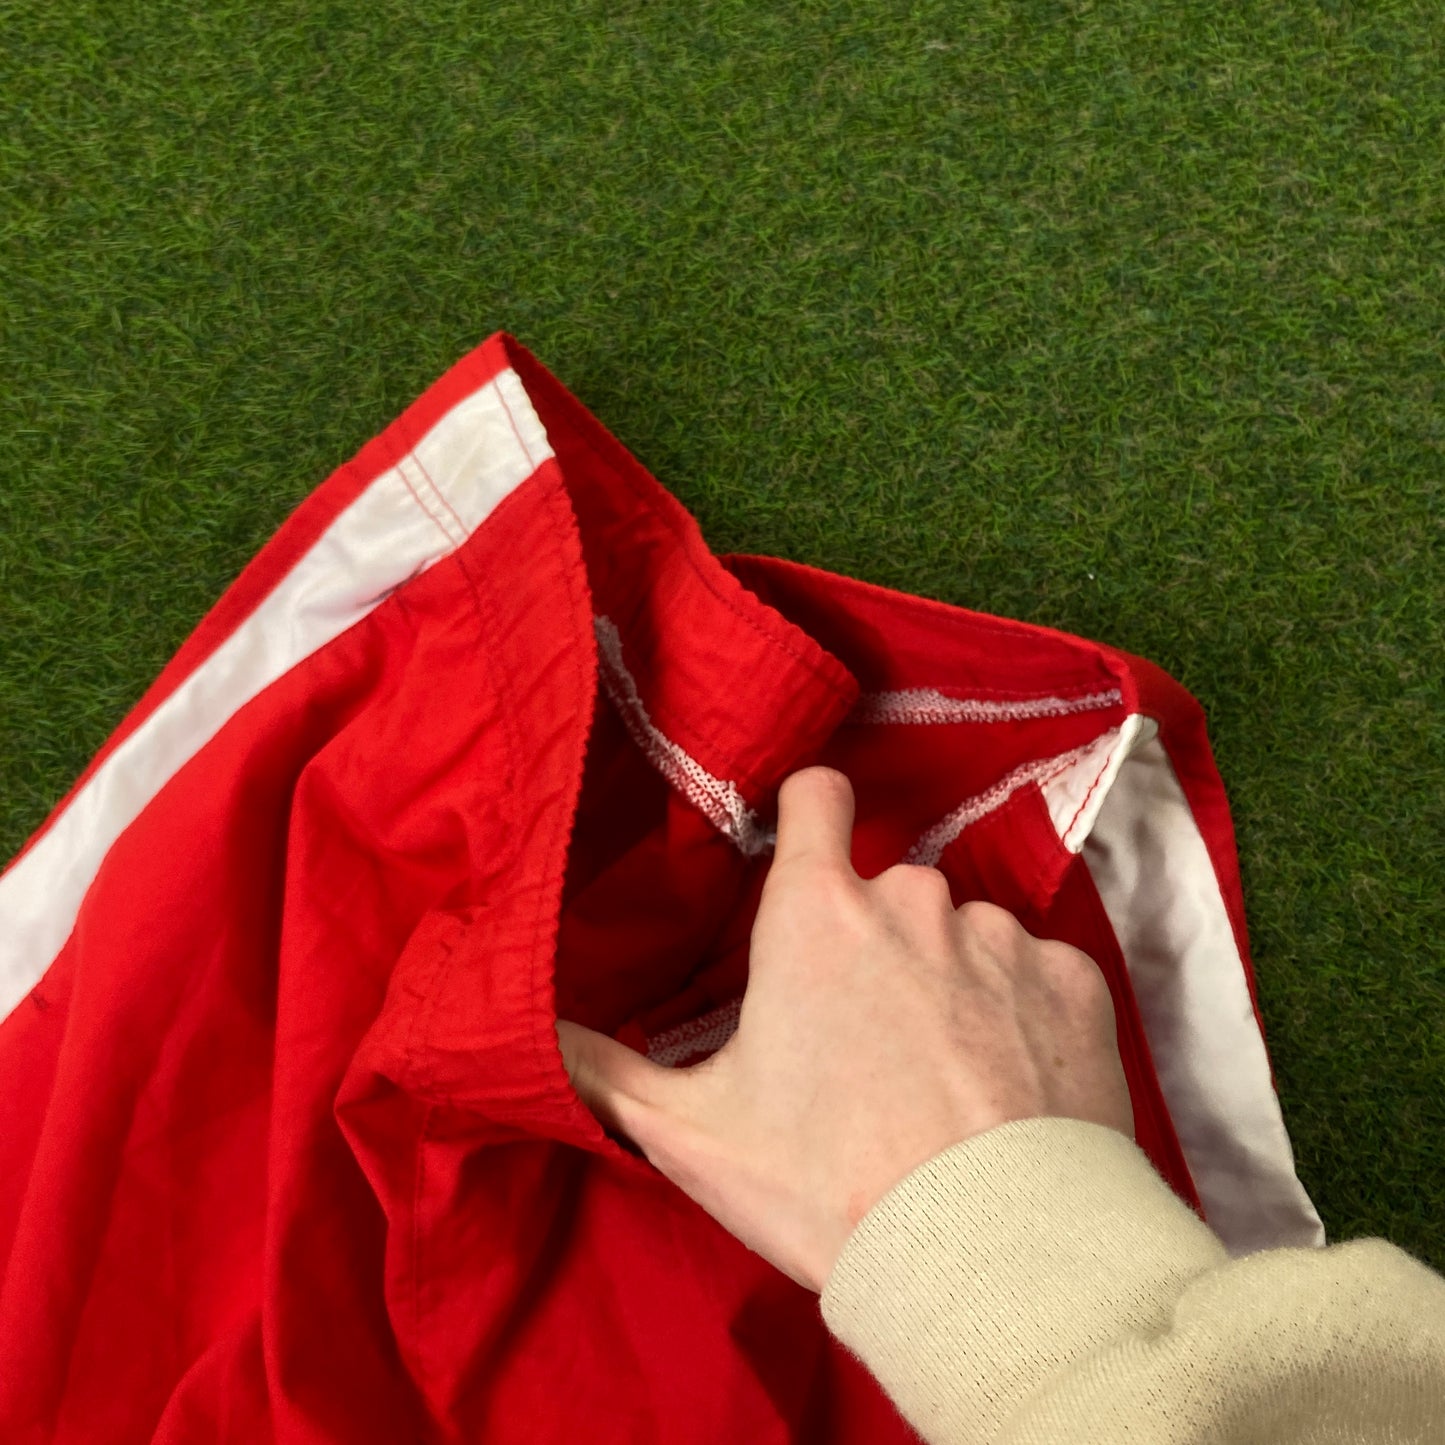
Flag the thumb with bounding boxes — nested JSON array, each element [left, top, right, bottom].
[[772, 766, 856, 872], [556, 1019, 681, 1153]]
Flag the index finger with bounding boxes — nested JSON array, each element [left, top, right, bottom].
[[771, 766, 857, 871]]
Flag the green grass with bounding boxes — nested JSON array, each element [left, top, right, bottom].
[[3, 0, 1442, 1266]]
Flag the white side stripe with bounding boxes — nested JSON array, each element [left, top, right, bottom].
[[593, 617, 773, 857], [850, 686, 1123, 726], [1082, 731, 1326, 1253], [0, 368, 553, 1024]]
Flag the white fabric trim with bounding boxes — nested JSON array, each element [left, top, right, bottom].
[[593, 616, 773, 857], [1040, 713, 1149, 853], [850, 686, 1122, 726], [0, 367, 553, 1024], [646, 996, 744, 1068], [1080, 731, 1326, 1253]]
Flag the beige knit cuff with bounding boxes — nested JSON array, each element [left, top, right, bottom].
[[819, 1116, 1228, 1444]]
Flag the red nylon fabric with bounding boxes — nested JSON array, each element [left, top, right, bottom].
[[1, 334, 1252, 1443]]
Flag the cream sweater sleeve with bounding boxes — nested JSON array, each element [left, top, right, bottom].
[[820, 1117, 1445, 1444]]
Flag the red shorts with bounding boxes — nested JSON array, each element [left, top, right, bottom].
[[0, 334, 1322, 1442]]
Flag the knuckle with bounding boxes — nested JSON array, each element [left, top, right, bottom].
[[955, 898, 1024, 938], [1046, 941, 1114, 1007], [876, 863, 954, 908]]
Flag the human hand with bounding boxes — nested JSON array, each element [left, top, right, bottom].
[[556, 766, 1134, 1292]]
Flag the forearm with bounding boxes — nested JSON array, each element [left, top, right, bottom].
[[820, 1117, 1445, 1444]]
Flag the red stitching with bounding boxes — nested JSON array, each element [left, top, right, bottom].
[[395, 456, 459, 548], [495, 379, 538, 471], [411, 1102, 434, 1386], [537, 403, 853, 699], [408, 450, 470, 541], [1063, 754, 1115, 843], [461, 473, 598, 1130], [524, 480, 599, 1124]]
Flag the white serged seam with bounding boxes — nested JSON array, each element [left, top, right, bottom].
[[593, 616, 773, 857], [904, 729, 1121, 868], [849, 686, 1123, 726]]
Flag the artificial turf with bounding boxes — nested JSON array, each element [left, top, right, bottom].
[[2, 0, 1442, 1268]]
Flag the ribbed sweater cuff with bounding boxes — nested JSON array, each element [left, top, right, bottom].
[[819, 1116, 1228, 1443]]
